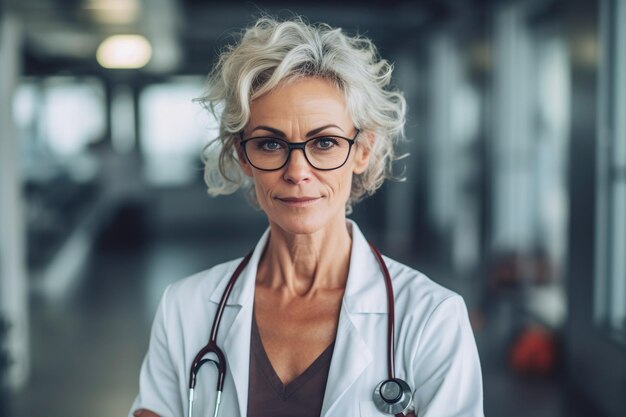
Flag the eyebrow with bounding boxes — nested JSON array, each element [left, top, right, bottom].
[[250, 124, 345, 138]]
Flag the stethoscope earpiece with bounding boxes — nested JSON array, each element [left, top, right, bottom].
[[373, 378, 413, 415]]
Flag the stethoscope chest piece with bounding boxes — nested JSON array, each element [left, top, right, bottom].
[[373, 378, 413, 415]]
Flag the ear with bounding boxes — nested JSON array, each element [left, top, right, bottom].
[[236, 141, 254, 177], [352, 131, 374, 175]]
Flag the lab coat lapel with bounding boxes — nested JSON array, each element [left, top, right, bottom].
[[320, 302, 373, 416], [321, 221, 387, 416], [208, 228, 270, 417]]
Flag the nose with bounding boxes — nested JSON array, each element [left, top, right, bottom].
[[283, 147, 312, 184]]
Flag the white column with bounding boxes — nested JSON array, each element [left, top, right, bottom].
[[0, 12, 29, 389], [492, 4, 534, 252], [427, 33, 457, 236]]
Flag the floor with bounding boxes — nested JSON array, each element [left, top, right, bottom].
[[9, 221, 603, 417]]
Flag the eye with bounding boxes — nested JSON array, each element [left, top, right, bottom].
[[255, 138, 285, 151], [313, 137, 339, 150]]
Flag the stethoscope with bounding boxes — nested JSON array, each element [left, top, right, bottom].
[[188, 242, 416, 417]]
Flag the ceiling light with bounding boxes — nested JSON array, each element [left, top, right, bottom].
[[96, 35, 152, 69], [84, 0, 140, 25]]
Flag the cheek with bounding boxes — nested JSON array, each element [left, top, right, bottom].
[[254, 179, 271, 203], [251, 173, 280, 208], [331, 170, 353, 201]]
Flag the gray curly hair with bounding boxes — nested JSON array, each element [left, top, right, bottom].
[[197, 16, 407, 210]]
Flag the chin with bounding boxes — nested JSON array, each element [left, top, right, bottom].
[[268, 209, 341, 237]]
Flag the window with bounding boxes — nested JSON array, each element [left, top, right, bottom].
[[139, 77, 218, 186], [15, 77, 105, 182], [490, 3, 569, 328], [426, 33, 482, 273], [40, 77, 106, 157]]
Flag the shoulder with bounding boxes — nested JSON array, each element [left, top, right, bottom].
[[384, 255, 461, 309], [160, 257, 243, 312], [348, 220, 464, 324], [381, 255, 467, 333], [381, 256, 476, 374], [379, 263, 484, 415]]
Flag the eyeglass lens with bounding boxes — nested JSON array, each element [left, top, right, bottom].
[[244, 137, 352, 170]]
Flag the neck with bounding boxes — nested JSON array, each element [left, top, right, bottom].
[[257, 217, 352, 297]]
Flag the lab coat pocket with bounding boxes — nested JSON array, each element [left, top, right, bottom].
[[359, 401, 387, 416]]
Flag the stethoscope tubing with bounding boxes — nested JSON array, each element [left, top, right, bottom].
[[367, 242, 396, 380], [188, 242, 414, 416], [188, 252, 253, 391]]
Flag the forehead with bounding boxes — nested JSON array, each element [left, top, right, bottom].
[[249, 77, 351, 127]]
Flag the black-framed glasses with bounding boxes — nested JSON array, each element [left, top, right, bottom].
[[239, 129, 360, 171]]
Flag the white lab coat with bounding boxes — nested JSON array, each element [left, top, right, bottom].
[[128, 221, 484, 417]]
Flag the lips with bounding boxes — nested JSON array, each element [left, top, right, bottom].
[[278, 197, 319, 202], [276, 196, 322, 207]]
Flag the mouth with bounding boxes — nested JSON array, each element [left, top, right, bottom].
[[275, 196, 322, 207]]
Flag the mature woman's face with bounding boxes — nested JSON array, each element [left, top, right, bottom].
[[240, 77, 371, 235]]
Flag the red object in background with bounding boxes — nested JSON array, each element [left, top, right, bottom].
[[490, 251, 555, 289], [510, 325, 558, 375]]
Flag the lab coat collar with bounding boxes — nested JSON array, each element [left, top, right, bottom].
[[206, 220, 389, 417], [342, 220, 389, 314], [207, 220, 387, 312]]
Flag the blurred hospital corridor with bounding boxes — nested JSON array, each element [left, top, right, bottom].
[[1, 0, 625, 416]]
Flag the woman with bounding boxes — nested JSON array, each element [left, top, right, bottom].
[[130, 17, 483, 417]]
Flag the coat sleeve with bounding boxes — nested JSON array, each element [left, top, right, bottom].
[[411, 294, 484, 417], [128, 285, 184, 417]]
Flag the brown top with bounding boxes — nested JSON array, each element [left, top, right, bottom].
[[246, 312, 335, 417]]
